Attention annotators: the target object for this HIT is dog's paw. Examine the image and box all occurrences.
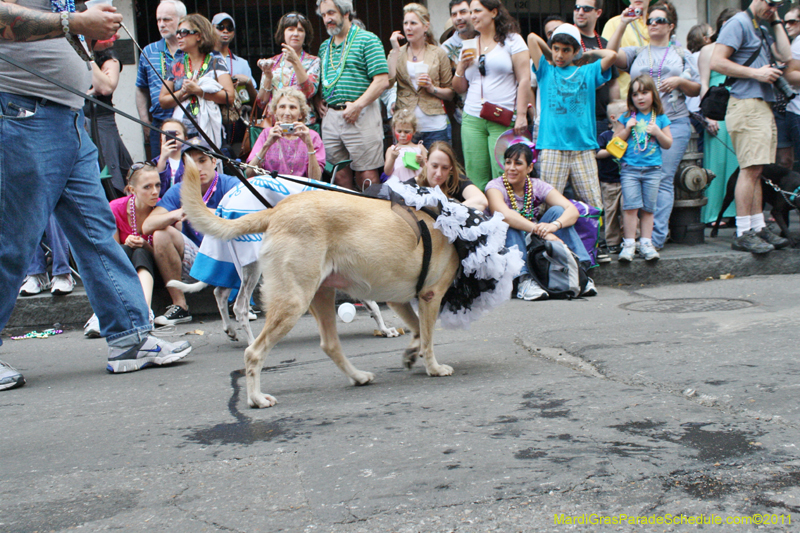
[427,363,454,377]
[403,348,419,369]
[225,326,238,341]
[383,327,401,338]
[248,392,278,408]
[350,371,375,386]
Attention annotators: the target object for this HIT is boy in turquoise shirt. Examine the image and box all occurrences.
[527,24,616,209]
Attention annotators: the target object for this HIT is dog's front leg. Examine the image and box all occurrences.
[361,299,400,337]
[234,262,262,345]
[387,302,421,368]
[417,294,453,377]
[311,288,375,385]
[213,287,237,340]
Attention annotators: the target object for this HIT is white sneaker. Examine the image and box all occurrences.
[582,278,598,297]
[19,273,49,296]
[107,335,192,373]
[84,313,101,338]
[639,242,660,261]
[618,245,636,262]
[51,274,75,295]
[521,277,549,301]
[516,275,532,299]
[248,307,257,321]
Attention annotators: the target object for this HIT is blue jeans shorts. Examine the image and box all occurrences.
[620,164,661,213]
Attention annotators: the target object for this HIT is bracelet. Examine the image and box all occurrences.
[254,154,264,162]
[771,19,783,27]
[453,72,464,78]
[552,220,562,229]
[308,149,317,156]
[60,12,70,35]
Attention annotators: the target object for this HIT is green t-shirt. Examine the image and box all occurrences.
[319,26,388,106]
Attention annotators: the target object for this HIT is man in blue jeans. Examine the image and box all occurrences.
[0,0,191,391]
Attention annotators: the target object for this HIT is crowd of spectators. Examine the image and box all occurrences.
[16,0,800,325]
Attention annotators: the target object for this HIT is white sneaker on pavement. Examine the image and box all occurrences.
[84,313,101,338]
[618,245,636,262]
[106,335,192,373]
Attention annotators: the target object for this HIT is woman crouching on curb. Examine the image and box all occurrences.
[486,143,593,301]
[84,163,160,337]
[414,141,487,210]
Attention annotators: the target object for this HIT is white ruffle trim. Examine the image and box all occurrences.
[386,178,524,329]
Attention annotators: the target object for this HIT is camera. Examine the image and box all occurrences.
[772,64,796,101]
[279,123,296,134]
[634,8,642,16]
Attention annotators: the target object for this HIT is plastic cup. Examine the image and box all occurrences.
[461,39,477,60]
[85,0,113,7]
[337,303,356,323]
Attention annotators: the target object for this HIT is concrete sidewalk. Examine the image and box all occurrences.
[6,224,800,329]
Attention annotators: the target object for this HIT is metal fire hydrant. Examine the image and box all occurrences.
[669,132,716,244]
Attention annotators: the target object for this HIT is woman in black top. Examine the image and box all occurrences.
[415,141,487,210]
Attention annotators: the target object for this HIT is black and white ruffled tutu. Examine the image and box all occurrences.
[384,178,524,329]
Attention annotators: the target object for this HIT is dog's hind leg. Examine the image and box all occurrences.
[417,294,453,377]
[387,302,421,369]
[311,287,375,385]
[232,262,261,345]
[360,299,400,337]
[213,286,237,340]
[711,168,739,238]
[245,287,313,408]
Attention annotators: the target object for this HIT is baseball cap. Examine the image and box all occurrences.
[548,24,583,60]
[211,13,235,29]
[181,136,213,156]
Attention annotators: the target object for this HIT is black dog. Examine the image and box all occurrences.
[711,164,800,243]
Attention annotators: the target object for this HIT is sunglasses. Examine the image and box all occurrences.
[215,23,234,31]
[285,13,307,21]
[176,28,199,37]
[478,54,486,76]
[574,5,596,13]
[786,19,800,25]
[647,17,669,26]
[127,162,155,178]
[765,0,784,6]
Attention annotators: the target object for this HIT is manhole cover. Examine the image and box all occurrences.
[621,298,755,313]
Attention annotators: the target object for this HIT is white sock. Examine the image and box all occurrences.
[750,213,765,232]
[640,237,652,246]
[622,238,636,248]
[736,215,751,237]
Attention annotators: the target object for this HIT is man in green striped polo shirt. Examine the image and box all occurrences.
[317,0,389,190]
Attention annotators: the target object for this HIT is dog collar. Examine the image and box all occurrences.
[791,186,800,203]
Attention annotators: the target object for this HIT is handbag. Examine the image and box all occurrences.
[606,136,628,159]
[214,68,243,126]
[478,36,515,127]
[699,34,764,121]
[239,102,269,160]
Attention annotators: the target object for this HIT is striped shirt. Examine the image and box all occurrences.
[319,26,388,106]
[135,39,175,121]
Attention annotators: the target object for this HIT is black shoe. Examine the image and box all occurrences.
[154,304,192,326]
[596,246,612,263]
[755,227,790,250]
[731,231,774,254]
[608,244,622,254]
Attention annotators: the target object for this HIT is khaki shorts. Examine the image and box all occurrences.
[726,97,777,169]
[322,100,384,171]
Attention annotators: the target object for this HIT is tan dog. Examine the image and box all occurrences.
[180,158,460,408]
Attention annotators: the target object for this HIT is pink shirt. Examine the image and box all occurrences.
[246,129,326,177]
[110,196,154,243]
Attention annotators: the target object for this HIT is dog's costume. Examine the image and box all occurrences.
[384,178,524,329]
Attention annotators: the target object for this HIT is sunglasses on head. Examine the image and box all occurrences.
[285,13,307,21]
[215,23,234,31]
[574,5,596,13]
[765,0,784,6]
[176,28,199,37]
[647,17,669,26]
[128,161,155,175]
[478,54,486,76]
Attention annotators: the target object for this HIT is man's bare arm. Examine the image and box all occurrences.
[0,2,121,43]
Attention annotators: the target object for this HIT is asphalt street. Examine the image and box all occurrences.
[1,274,799,532]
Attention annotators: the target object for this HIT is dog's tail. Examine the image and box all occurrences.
[180,158,271,241]
[166,280,208,293]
